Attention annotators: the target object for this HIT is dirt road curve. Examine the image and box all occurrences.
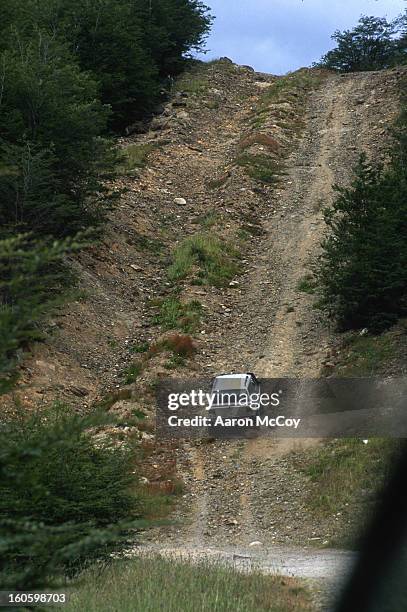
[140,69,401,607]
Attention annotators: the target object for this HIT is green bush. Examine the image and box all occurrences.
[0,406,141,590]
[314,153,407,331]
[154,297,203,332]
[168,233,239,287]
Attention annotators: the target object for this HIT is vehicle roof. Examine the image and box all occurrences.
[215,374,249,379]
[212,374,253,390]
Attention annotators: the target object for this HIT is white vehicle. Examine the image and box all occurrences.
[208,372,261,413]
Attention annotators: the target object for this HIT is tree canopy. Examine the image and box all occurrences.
[317,15,407,72]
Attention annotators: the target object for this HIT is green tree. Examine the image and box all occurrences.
[0,406,141,589]
[0,32,116,237]
[318,15,406,72]
[135,0,213,77]
[0,0,213,128]
[314,153,407,331]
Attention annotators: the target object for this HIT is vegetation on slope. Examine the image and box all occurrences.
[302,438,403,549]
[313,87,407,332]
[0,405,143,589]
[0,0,212,391]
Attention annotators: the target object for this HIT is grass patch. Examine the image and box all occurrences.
[332,333,398,377]
[175,77,208,96]
[119,143,158,173]
[235,153,282,184]
[249,69,327,136]
[303,438,401,546]
[123,361,143,384]
[297,274,316,294]
[173,62,210,97]
[206,99,220,110]
[168,233,239,287]
[258,69,326,110]
[193,210,221,228]
[65,556,313,612]
[164,354,187,369]
[154,297,203,333]
[207,174,229,190]
[96,389,133,411]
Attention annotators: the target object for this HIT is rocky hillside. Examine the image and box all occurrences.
[11,59,322,407]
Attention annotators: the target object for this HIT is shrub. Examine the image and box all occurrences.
[297,275,316,295]
[154,297,203,332]
[168,233,238,287]
[123,361,144,384]
[119,144,158,174]
[314,154,407,331]
[0,406,141,590]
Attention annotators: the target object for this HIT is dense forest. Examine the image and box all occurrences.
[0,0,212,390]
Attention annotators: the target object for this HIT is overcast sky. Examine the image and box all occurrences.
[199,0,406,74]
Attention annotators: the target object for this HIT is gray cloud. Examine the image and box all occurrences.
[199,0,406,73]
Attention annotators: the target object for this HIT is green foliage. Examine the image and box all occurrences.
[303,438,400,547]
[154,297,203,332]
[168,233,239,287]
[0,406,141,590]
[123,361,144,384]
[314,152,407,331]
[130,342,150,354]
[0,235,83,392]
[317,15,407,72]
[0,33,116,238]
[0,0,213,128]
[328,327,402,377]
[297,275,316,295]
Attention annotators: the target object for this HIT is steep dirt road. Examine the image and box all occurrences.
[139,69,402,608]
